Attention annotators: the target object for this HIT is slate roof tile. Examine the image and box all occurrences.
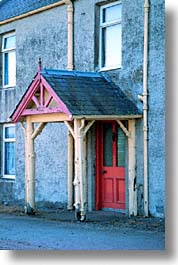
[41,69,142,117]
[0,0,61,22]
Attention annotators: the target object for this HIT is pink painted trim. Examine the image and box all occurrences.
[44,95,53,108]
[40,83,44,106]
[22,107,68,116]
[11,72,72,122]
[12,76,40,122]
[41,76,71,116]
[32,95,40,108]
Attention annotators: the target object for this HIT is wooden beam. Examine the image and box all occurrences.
[83,120,95,136]
[32,95,40,108]
[31,122,47,140]
[83,134,88,211]
[44,95,53,108]
[128,119,137,216]
[117,120,130,137]
[77,119,86,220]
[64,121,75,139]
[72,118,96,220]
[67,131,74,210]
[29,113,72,123]
[73,119,80,211]
[25,116,36,214]
[72,115,142,120]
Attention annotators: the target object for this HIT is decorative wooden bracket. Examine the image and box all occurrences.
[64,121,75,139]
[83,120,95,136]
[31,122,47,140]
[117,120,130,137]
[20,121,47,140]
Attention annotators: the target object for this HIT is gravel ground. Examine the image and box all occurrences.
[0,206,165,250]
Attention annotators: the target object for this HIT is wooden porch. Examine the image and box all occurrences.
[11,66,142,221]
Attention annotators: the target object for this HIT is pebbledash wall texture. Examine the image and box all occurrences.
[0,0,165,217]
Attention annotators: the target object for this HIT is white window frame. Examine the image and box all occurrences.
[99,1,122,71]
[2,124,16,179]
[2,32,16,88]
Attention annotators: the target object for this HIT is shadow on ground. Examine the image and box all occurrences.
[0,204,165,232]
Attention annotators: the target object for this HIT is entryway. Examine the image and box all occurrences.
[11,65,139,219]
[96,121,126,210]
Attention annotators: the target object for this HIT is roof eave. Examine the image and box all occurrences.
[0,0,66,26]
[71,114,142,120]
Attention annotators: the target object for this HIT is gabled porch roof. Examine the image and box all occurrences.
[11,69,142,123]
[10,67,141,219]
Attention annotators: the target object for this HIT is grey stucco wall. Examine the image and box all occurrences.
[0,0,165,217]
[147,0,165,217]
[35,123,68,206]
[74,0,95,71]
[74,0,165,217]
[0,5,69,207]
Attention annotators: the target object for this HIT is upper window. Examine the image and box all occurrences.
[1,32,16,88]
[99,1,122,70]
[2,124,16,179]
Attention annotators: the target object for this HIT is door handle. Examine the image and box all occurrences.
[102,170,107,174]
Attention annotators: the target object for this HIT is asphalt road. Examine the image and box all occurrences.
[0,213,165,250]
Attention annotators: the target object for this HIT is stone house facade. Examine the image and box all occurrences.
[0,0,165,219]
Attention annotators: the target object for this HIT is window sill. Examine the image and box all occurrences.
[0,176,16,181]
[1,86,16,90]
[99,65,122,72]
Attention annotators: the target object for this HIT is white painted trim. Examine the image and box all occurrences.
[99,1,122,70]
[1,32,16,88]
[99,64,122,72]
[100,1,122,14]
[1,32,16,52]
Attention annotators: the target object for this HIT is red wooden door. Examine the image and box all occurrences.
[96,121,126,210]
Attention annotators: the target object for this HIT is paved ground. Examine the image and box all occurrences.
[0,206,165,250]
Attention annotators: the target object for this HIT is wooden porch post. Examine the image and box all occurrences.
[73,119,81,213]
[128,119,137,216]
[73,119,95,221]
[83,135,88,211]
[78,120,86,221]
[25,116,35,214]
[22,119,46,214]
[67,131,74,210]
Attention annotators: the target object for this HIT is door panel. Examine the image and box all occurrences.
[103,178,114,203]
[96,121,126,210]
[117,126,126,167]
[116,179,125,203]
[103,123,113,166]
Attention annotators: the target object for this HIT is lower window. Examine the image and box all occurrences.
[2,124,16,179]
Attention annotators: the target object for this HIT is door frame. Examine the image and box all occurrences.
[95,120,126,210]
[95,119,137,216]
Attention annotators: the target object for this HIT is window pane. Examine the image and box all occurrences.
[8,51,16,86]
[103,24,122,67]
[4,53,9,85]
[4,142,15,175]
[4,51,16,86]
[4,35,16,50]
[101,29,106,68]
[103,4,122,23]
[117,127,126,167]
[103,123,113,166]
[5,126,15,139]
